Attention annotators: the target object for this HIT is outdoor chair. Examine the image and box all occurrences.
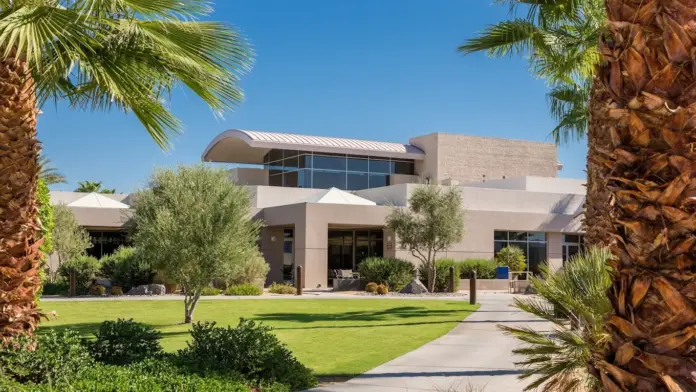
[336,269,360,279]
[509,271,532,293]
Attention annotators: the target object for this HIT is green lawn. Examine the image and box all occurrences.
[39,298,477,377]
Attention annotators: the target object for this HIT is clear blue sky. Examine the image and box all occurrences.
[40,0,587,193]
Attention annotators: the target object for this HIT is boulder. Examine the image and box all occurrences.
[400,279,428,294]
[147,284,166,295]
[126,285,149,295]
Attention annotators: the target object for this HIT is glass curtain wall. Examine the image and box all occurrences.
[493,231,547,276]
[87,230,130,259]
[327,229,384,283]
[562,234,585,265]
[263,149,415,190]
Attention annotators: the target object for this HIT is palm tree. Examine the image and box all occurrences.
[590,2,696,390]
[37,154,66,185]
[459,0,614,247]
[501,247,612,391]
[0,0,253,340]
[75,181,115,194]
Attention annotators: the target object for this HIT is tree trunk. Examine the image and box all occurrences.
[427,261,436,292]
[184,292,200,324]
[584,76,615,248]
[591,1,696,389]
[0,55,42,342]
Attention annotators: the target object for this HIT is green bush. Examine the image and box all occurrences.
[225,284,263,296]
[0,330,92,385]
[357,257,414,292]
[89,284,106,296]
[458,259,496,279]
[418,259,461,292]
[111,286,124,296]
[200,287,222,296]
[58,255,101,289]
[41,281,69,296]
[365,282,378,293]
[101,247,156,291]
[268,282,296,295]
[178,320,316,391]
[376,284,388,295]
[87,319,163,365]
[228,256,270,287]
[495,245,527,272]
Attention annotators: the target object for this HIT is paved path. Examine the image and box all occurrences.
[311,293,550,392]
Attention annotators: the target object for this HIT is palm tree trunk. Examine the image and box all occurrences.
[584,76,614,248]
[592,1,696,389]
[0,54,42,341]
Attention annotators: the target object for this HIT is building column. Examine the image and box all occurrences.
[294,217,328,289]
[547,232,563,271]
[260,226,285,286]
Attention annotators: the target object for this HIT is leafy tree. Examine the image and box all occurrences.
[386,186,465,292]
[495,246,526,272]
[58,255,101,290]
[52,205,92,275]
[38,154,66,185]
[37,179,54,255]
[0,0,253,340]
[132,165,261,323]
[501,247,611,391]
[74,181,116,194]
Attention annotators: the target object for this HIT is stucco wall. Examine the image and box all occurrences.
[409,133,558,184]
[230,167,268,186]
[260,227,285,285]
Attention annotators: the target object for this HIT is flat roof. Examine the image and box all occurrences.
[202,129,425,164]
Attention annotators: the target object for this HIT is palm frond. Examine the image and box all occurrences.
[38,154,66,185]
[458,19,542,57]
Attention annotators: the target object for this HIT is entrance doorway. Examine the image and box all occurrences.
[327,229,383,285]
[283,229,294,283]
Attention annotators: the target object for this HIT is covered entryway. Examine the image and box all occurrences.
[327,229,384,285]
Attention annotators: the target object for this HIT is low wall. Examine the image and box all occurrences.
[459,279,531,292]
[332,278,366,291]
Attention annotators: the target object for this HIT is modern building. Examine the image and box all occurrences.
[49,130,585,288]
[201,130,585,288]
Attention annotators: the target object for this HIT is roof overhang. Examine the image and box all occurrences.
[202,129,425,164]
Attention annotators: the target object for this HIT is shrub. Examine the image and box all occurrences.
[225,284,263,296]
[200,287,221,296]
[357,257,414,292]
[365,282,378,293]
[166,283,180,294]
[0,330,92,385]
[111,286,124,296]
[268,282,296,295]
[58,255,101,290]
[87,319,163,365]
[101,247,155,291]
[376,284,388,295]
[89,284,106,296]
[42,281,69,296]
[418,259,460,292]
[178,319,317,391]
[459,259,496,279]
[228,256,270,287]
[495,246,527,272]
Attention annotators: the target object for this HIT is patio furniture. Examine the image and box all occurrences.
[336,269,360,279]
[509,271,532,293]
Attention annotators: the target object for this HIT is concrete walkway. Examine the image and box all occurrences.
[311,293,550,392]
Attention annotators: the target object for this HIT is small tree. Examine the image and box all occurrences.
[132,165,261,323]
[386,186,465,292]
[495,246,526,272]
[52,204,92,277]
[37,179,54,256]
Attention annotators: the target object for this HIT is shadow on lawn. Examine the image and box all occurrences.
[254,306,462,324]
[38,322,176,337]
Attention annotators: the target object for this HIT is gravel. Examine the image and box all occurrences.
[357,292,467,297]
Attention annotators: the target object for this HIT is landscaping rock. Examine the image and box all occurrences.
[126,285,149,295]
[400,279,429,294]
[147,284,166,295]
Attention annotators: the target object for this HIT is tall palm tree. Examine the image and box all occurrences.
[590,1,696,390]
[74,180,115,194]
[37,154,66,185]
[0,0,253,341]
[459,0,614,247]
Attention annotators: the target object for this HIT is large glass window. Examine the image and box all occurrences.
[264,149,414,190]
[493,231,547,276]
[562,234,585,265]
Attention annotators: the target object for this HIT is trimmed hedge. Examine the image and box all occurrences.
[418,259,461,292]
[268,283,296,295]
[357,257,414,292]
[458,259,497,279]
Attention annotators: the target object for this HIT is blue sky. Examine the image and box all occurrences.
[40,0,587,193]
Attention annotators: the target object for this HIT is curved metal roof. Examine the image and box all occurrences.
[202,129,425,164]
